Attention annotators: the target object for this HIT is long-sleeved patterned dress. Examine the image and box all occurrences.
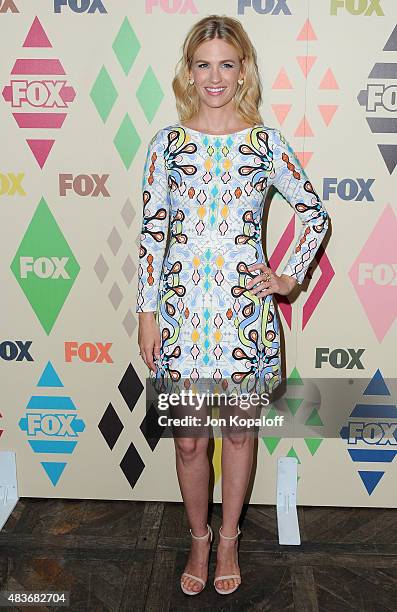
[135,123,329,397]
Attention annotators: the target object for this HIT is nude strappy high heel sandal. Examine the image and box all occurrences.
[214,525,242,595]
[180,523,213,595]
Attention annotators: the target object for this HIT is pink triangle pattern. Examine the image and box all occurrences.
[318,105,338,126]
[295,150,313,169]
[23,16,52,48]
[319,68,339,90]
[297,56,317,77]
[271,104,291,125]
[27,139,55,169]
[297,19,317,41]
[272,68,293,90]
[294,116,314,138]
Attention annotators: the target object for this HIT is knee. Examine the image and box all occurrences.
[223,431,251,450]
[175,438,207,464]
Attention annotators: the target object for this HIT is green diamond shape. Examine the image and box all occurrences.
[113,17,140,76]
[90,66,118,123]
[114,114,141,169]
[136,66,164,123]
[10,197,80,335]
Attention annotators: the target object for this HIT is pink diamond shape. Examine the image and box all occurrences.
[349,204,397,342]
[2,17,76,169]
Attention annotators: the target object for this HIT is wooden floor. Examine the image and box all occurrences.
[0,499,396,611]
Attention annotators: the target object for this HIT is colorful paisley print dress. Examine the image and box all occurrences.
[135,124,329,397]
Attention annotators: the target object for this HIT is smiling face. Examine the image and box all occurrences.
[189,37,244,110]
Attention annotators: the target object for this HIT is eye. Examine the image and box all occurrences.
[196,63,235,69]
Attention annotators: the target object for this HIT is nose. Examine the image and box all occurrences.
[209,67,222,83]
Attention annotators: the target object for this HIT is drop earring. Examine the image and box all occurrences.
[238,79,244,85]
[189,78,194,85]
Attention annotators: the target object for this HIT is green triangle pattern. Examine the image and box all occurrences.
[266,405,278,420]
[287,446,301,464]
[262,437,281,455]
[304,438,323,456]
[287,367,303,385]
[286,397,303,416]
[305,408,324,426]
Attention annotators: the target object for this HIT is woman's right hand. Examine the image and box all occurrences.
[138,312,161,373]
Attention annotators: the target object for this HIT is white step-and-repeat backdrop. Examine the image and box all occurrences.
[0,0,396,506]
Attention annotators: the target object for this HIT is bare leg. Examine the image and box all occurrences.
[215,399,257,592]
[174,436,211,593]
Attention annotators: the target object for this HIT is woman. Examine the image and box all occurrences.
[136,14,330,596]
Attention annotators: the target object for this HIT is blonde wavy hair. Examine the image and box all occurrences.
[172,14,263,126]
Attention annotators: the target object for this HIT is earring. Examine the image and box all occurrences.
[238,79,244,85]
[189,78,194,85]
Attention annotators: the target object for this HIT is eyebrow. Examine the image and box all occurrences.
[194,59,236,63]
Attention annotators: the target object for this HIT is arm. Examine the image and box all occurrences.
[270,128,330,286]
[135,128,170,313]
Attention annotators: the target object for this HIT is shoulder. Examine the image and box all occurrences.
[252,124,281,144]
[256,124,281,137]
[146,124,179,147]
[254,126,295,154]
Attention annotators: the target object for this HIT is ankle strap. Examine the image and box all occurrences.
[219,525,241,540]
[189,523,211,540]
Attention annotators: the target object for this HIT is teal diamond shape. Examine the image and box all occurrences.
[112,17,140,75]
[114,114,141,169]
[90,66,118,123]
[136,66,164,123]
[10,197,80,335]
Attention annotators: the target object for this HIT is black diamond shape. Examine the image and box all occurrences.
[98,402,124,450]
[120,442,145,489]
[118,363,144,412]
[140,400,165,451]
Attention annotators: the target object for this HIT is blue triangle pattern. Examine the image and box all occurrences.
[363,369,390,396]
[37,361,64,387]
[41,462,67,486]
[358,470,385,495]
